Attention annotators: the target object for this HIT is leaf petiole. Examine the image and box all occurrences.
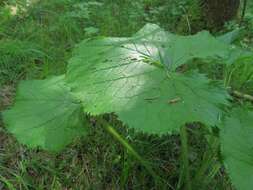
[98,117,159,182]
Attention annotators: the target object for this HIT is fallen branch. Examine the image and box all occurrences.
[231,90,253,102]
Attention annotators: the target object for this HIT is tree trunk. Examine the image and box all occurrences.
[202,0,240,29]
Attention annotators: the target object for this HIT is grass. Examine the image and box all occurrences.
[0,0,253,189]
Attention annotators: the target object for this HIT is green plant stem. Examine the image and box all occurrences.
[0,175,15,190]
[205,162,221,182]
[99,118,158,181]
[180,5,192,34]
[193,150,213,183]
[240,0,248,26]
[180,126,192,190]
[194,134,216,179]
[193,134,219,188]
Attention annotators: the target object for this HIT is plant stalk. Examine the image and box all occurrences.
[193,134,219,187]
[240,0,248,26]
[99,118,158,181]
[180,126,192,190]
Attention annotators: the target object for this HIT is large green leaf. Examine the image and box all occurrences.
[135,24,230,70]
[2,76,87,152]
[164,31,230,70]
[67,24,230,134]
[69,24,230,71]
[217,28,242,44]
[220,108,253,190]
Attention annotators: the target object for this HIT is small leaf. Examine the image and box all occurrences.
[220,108,253,190]
[84,27,99,35]
[2,76,87,152]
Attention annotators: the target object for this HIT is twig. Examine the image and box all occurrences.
[231,90,253,102]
